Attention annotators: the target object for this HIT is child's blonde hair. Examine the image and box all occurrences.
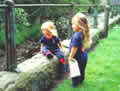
[72,12,92,49]
[41,21,58,37]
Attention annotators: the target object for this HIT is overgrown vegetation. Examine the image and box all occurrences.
[54,26,120,91]
[0,0,101,48]
[0,27,5,48]
[15,24,41,45]
[0,8,41,48]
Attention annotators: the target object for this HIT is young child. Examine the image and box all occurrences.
[39,21,68,73]
[68,13,91,87]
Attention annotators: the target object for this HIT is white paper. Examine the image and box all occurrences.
[69,59,81,78]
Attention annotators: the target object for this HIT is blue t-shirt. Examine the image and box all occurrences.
[39,36,60,51]
[69,32,88,61]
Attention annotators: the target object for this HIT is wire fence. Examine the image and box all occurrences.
[0,1,120,71]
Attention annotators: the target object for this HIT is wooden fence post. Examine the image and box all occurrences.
[101,2,110,38]
[93,7,98,28]
[4,0,16,71]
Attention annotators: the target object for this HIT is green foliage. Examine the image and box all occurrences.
[63,0,91,4]
[0,28,5,48]
[56,17,72,40]
[0,9,4,23]
[28,24,42,40]
[0,8,32,48]
[0,0,102,48]
[13,0,101,26]
[15,24,41,45]
[63,0,101,13]
[15,8,30,26]
[54,26,120,91]
[0,24,41,48]
[15,24,27,44]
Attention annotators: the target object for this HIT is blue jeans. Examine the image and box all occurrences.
[41,47,69,73]
[41,47,64,59]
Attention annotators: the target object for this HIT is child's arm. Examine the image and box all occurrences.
[38,36,44,51]
[40,43,44,51]
[58,41,65,52]
[58,41,62,48]
[68,46,78,61]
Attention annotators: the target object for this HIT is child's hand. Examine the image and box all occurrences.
[58,43,65,52]
[68,57,74,62]
[61,47,65,53]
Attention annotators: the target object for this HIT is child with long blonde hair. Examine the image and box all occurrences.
[68,13,91,87]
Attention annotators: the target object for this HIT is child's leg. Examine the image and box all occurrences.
[78,52,88,83]
[53,49,65,63]
[53,49,69,73]
[41,47,53,59]
[72,52,88,86]
[78,60,87,83]
[72,60,87,87]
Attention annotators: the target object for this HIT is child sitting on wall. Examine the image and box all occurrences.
[39,21,68,73]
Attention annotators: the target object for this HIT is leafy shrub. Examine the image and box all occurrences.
[0,28,5,48]
[16,24,42,45]
[15,8,30,26]
[56,17,73,40]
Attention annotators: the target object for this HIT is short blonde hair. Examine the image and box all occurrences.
[41,21,58,37]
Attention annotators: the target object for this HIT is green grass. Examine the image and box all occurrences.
[54,27,120,91]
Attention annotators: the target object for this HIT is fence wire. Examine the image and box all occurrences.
[0,2,120,71]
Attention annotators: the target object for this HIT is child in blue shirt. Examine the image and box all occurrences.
[39,21,68,73]
[68,13,91,87]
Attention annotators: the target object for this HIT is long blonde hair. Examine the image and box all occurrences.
[72,13,91,49]
[41,21,58,37]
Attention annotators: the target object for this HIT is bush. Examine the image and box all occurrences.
[16,24,42,45]
[0,28,5,48]
[28,24,42,41]
[15,8,30,26]
[56,17,73,40]
[0,24,42,48]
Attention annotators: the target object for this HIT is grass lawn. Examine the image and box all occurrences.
[54,27,120,91]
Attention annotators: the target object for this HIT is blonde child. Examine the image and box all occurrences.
[68,13,91,87]
[39,21,68,73]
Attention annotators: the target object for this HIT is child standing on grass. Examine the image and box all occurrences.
[68,13,91,87]
[39,21,68,73]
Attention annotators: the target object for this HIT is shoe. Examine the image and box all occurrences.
[71,83,79,88]
[47,54,53,59]
[71,77,80,88]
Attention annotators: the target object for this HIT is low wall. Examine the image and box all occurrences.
[0,54,60,91]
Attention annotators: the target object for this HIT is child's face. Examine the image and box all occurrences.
[72,16,81,32]
[43,29,53,39]
[72,23,80,32]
